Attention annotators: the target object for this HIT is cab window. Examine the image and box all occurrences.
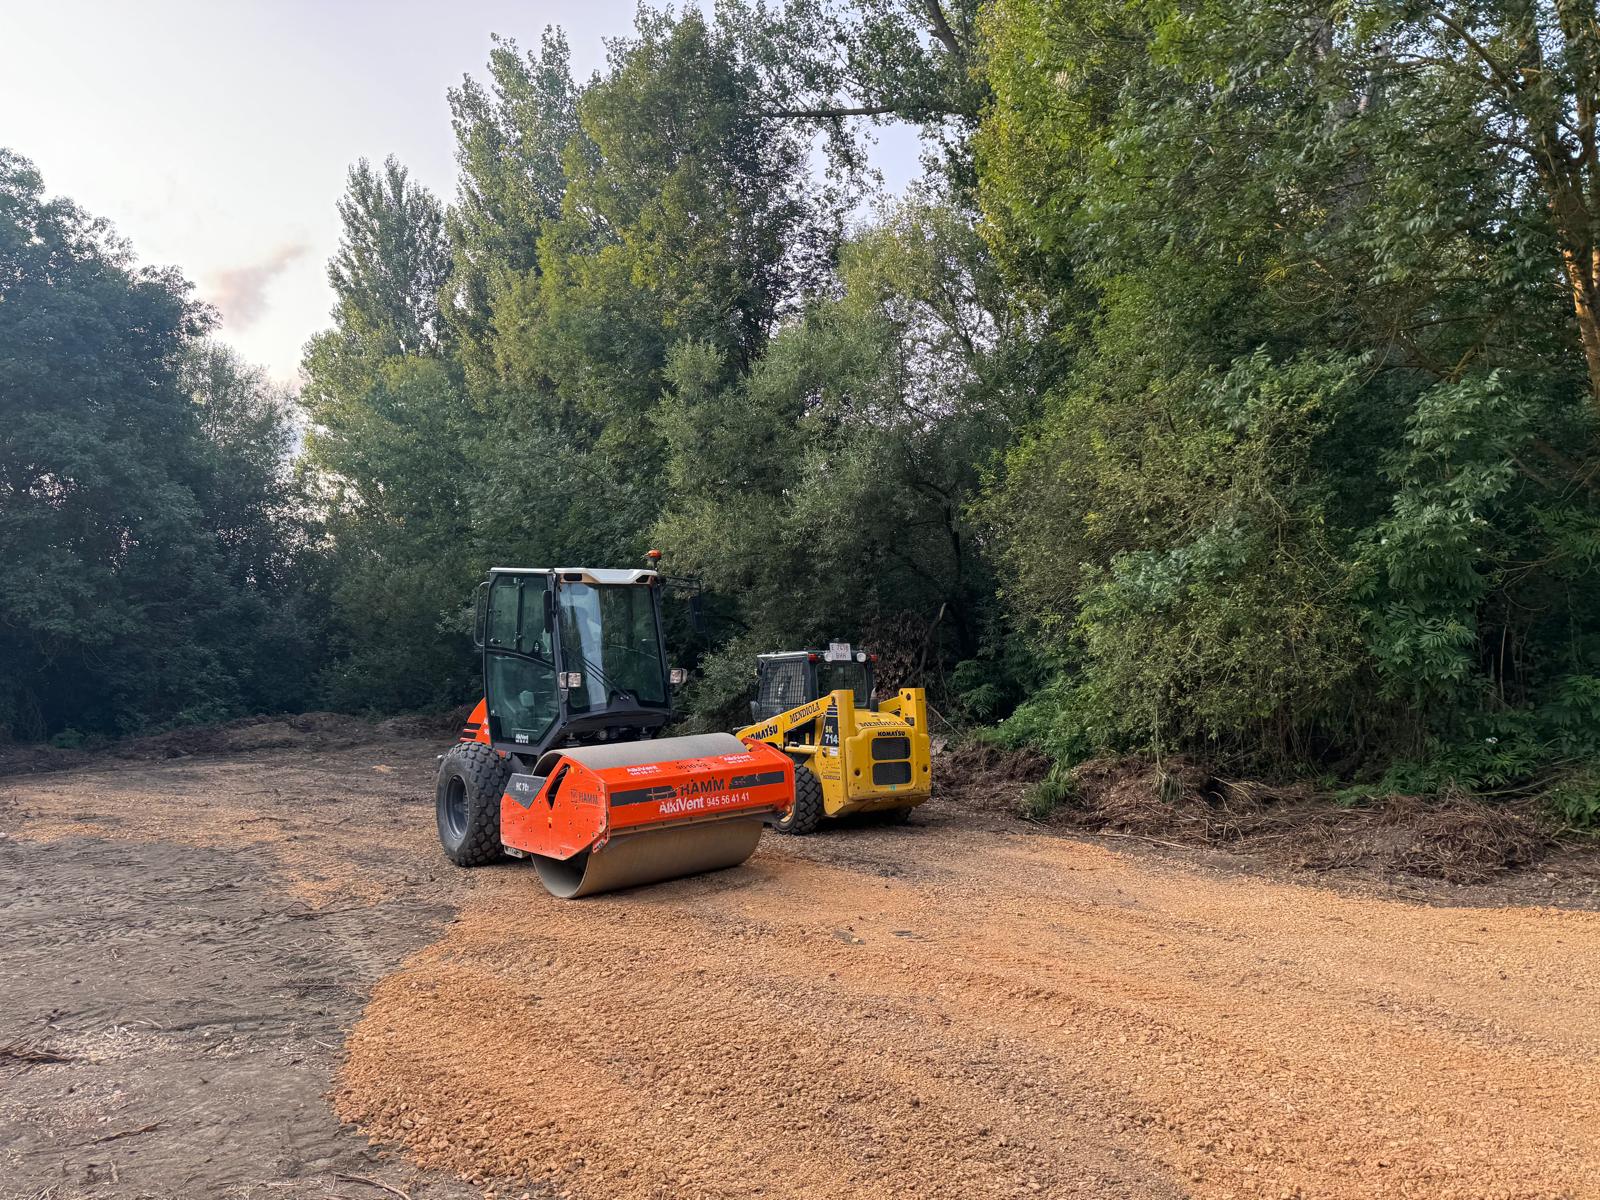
[557,582,666,711]
[815,661,871,707]
[758,660,808,712]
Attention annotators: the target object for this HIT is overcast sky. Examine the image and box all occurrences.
[1,0,920,382]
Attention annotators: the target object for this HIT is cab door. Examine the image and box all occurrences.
[752,657,808,721]
[483,573,560,750]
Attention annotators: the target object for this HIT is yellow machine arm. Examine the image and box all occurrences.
[738,693,835,754]
[877,687,930,731]
[737,687,932,824]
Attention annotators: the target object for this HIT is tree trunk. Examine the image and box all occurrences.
[1560,242,1600,417]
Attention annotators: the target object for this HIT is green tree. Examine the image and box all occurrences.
[446,29,584,378]
[0,151,319,739]
[307,355,480,711]
[180,342,327,716]
[300,157,474,711]
[461,5,836,595]
[520,9,828,427]
[977,0,1600,776]
[656,198,1042,723]
[723,0,988,185]
[319,156,450,366]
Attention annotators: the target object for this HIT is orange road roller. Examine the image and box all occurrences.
[434,562,792,897]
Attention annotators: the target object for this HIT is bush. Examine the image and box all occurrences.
[670,633,768,733]
[1548,771,1600,833]
[1020,765,1077,821]
[980,674,1106,766]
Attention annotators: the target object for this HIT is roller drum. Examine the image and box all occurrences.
[533,818,765,899]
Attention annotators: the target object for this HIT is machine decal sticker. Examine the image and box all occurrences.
[610,769,786,808]
[506,774,544,809]
[657,791,751,815]
[609,784,679,807]
[727,770,787,790]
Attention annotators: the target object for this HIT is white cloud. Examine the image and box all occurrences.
[206,242,311,330]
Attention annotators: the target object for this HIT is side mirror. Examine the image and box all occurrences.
[472,581,488,649]
[543,587,555,633]
[669,667,689,687]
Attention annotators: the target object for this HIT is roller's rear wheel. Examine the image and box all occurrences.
[435,742,510,866]
[773,759,824,835]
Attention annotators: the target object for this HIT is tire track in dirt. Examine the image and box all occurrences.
[336,821,1600,1200]
[6,753,435,908]
[0,741,483,1199]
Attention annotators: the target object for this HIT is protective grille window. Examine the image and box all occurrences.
[872,736,910,761]
[872,761,913,786]
[758,660,808,710]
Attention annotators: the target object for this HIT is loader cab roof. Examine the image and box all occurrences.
[490,566,660,586]
[758,650,876,668]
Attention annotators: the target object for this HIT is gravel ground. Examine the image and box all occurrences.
[3,733,1598,1199]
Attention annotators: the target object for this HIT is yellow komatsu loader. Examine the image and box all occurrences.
[736,644,932,834]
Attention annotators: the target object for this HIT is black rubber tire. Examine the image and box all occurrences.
[773,759,824,835]
[883,805,915,825]
[435,742,511,866]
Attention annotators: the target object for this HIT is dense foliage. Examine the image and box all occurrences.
[0,150,322,740]
[4,1,1596,817]
[979,0,1600,811]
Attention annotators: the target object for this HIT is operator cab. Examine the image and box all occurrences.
[477,567,682,760]
[751,646,876,722]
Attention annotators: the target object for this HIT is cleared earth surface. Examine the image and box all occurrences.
[3,725,1598,1199]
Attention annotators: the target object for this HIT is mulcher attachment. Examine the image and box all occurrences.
[498,733,793,898]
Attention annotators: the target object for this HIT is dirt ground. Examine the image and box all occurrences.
[3,727,1599,1199]
[0,732,479,1200]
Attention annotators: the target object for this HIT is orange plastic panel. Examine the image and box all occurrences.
[460,698,491,745]
[499,738,793,861]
